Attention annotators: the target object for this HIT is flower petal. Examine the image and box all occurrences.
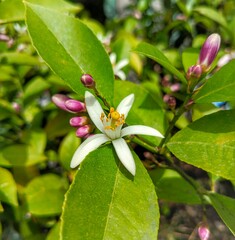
[112,138,136,176]
[85,91,105,133]
[70,134,109,168]
[121,125,164,138]
[116,94,134,118]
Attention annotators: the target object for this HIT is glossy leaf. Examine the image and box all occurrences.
[25,174,68,216]
[207,193,235,236]
[0,167,18,206]
[46,222,61,240]
[167,110,235,180]
[194,60,235,103]
[149,168,201,204]
[114,81,167,145]
[134,42,187,83]
[25,3,114,102]
[61,146,159,239]
[0,202,3,212]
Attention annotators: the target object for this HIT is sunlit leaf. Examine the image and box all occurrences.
[25,2,114,102]
[61,146,159,239]
[0,167,18,206]
[167,110,235,180]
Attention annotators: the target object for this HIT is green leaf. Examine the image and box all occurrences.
[0,202,3,212]
[206,193,235,236]
[167,110,235,180]
[25,174,68,216]
[0,0,82,24]
[25,3,114,102]
[194,60,235,103]
[134,42,187,83]
[0,130,47,167]
[59,132,81,170]
[0,52,41,65]
[0,167,18,206]
[0,0,25,24]
[61,146,159,239]
[46,222,61,240]
[23,77,50,104]
[114,81,167,145]
[194,6,228,30]
[149,168,201,204]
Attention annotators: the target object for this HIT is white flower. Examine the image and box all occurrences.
[70,91,164,175]
[110,52,129,80]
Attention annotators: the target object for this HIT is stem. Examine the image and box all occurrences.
[159,93,193,148]
[93,87,111,109]
[131,136,159,153]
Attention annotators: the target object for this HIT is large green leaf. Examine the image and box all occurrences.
[206,193,235,236]
[149,168,201,204]
[167,110,235,180]
[25,174,68,216]
[114,81,167,146]
[134,42,187,83]
[194,60,235,103]
[25,2,114,102]
[0,167,18,206]
[61,146,159,240]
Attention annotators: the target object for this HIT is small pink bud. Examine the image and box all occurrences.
[198,33,221,71]
[52,94,71,111]
[163,95,176,110]
[170,83,181,92]
[198,224,210,240]
[65,99,86,112]
[76,125,93,138]
[70,116,89,127]
[81,74,95,88]
[12,102,21,113]
[186,64,202,80]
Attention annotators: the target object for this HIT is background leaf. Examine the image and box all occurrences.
[25,174,68,216]
[0,167,18,206]
[149,168,201,204]
[194,60,235,103]
[206,193,235,236]
[61,146,159,240]
[167,110,235,180]
[25,2,114,102]
[134,42,187,83]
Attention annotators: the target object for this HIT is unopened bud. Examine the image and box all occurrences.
[70,116,89,127]
[81,74,95,88]
[163,95,176,110]
[65,99,86,112]
[76,125,93,138]
[198,223,210,240]
[186,65,202,80]
[52,94,71,111]
[198,33,221,71]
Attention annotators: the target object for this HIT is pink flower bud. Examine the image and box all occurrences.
[198,33,221,70]
[186,65,202,80]
[76,125,93,138]
[81,74,95,88]
[163,95,176,110]
[65,99,86,112]
[70,116,89,127]
[198,224,210,240]
[52,94,71,111]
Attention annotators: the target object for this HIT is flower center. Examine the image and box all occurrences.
[100,107,125,131]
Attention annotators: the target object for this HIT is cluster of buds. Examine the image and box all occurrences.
[52,74,96,138]
[186,33,221,91]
